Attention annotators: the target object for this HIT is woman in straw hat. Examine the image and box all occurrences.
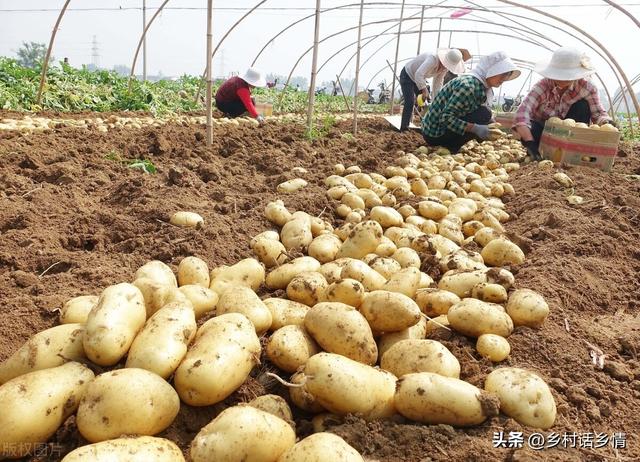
[215,68,267,124]
[514,47,615,160]
[398,48,471,132]
[421,51,520,153]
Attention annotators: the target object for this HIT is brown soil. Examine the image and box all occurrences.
[1,116,639,462]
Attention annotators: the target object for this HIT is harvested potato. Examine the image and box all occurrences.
[369,256,402,279]
[278,178,308,193]
[304,302,377,365]
[418,201,448,220]
[278,432,364,462]
[76,368,180,442]
[360,291,421,333]
[370,206,404,228]
[300,353,396,420]
[341,192,366,210]
[170,211,204,228]
[134,277,189,317]
[553,172,574,188]
[263,298,309,331]
[308,234,342,263]
[210,258,265,295]
[178,256,210,287]
[266,325,320,373]
[252,237,288,268]
[474,226,502,247]
[481,237,525,266]
[83,283,146,366]
[395,372,497,426]
[382,266,421,298]
[61,436,185,462]
[324,278,365,307]
[248,395,294,427]
[178,284,218,319]
[340,259,386,291]
[175,313,260,406]
[424,315,451,337]
[447,298,513,338]
[265,200,292,226]
[336,221,383,260]
[217,286,272,333]
[60,295,98,324]
[438,269,488,298]
[471,283,508,303]
[0,323,85,385]
[484,367,556,429]
[289,371,325,413]
[0,362,94,459]
[266,256,321,289]
[381,339,460,378]
[281,213,313,251]
[377,317,427,358]
[506,289,549,328]
[287,272,328,306]
[476,334,511,362]
[250,230,280,247]
[190,406,296,462]
[125,302,196,378]
[135,260,177,287]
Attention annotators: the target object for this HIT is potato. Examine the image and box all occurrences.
[266,256,321,289]
[252,238,288,268]
[484,368,556,429]
[125,302,196,378]
[385,226,423,248]
[76,368,179,442]
[281,213,313,251]
[356,188,383,208]
[277,178,308,193]
[0,324,85,385]
[308,233,342,263]
[381,339,460,379]
[324,278,365,307]
[134,277,189,317]
[278,433,364,462]
[369,256,402,279]
[83,283,146,366]
[336,220,383,260]
[438,216,464,245]
[250,230,280,247]
[370,206,403,228]
[60,295,98,324]
[418,200,448,220]
[61,436,185,462]
[439,251,485,273]
[261,298,307,331]
[377,317,427,358]
[289,371,325,413]
[327,185,349,200]
[448,198,478,221]
[481,237,525,266]
[340,259,386,291]
[178,256,210,287]
[170,211,204,229]
[336,204,352,218]
[175,313,260,406]
[471,282,508,303]
[476,334,511,362]
[178,284,218,319]
[405,215,438,234]
[286,272,328,307]
[265,200,292,226]
[391,247,421,269]
[341,192,366,210]
[506,289,549,327]
[217,286,272,333]
[474,226,502,247]
[300,353,396,420]
[447,298,513,338]
[360,291,421,333]
[395,372,497,426]
[190,406,296,462]
[424,315,451,336]
[210,258,265,295]
[437,269,487,298]
[334,163,346,175]
[304,302,377,364]
[266,325,320,373]
[135,260,177,287]
[248,395,294,426]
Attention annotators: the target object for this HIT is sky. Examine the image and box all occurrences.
[1,0,639,103]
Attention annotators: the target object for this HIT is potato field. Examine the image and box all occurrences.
[1,111,639,462]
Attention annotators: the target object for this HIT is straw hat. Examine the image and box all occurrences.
[534,47,595,81]
[240,68,267,88]
[437,48,466,74]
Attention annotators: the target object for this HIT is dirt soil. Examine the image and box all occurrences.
[1,116,639,462]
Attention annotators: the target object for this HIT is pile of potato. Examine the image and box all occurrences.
[0,135,557,461]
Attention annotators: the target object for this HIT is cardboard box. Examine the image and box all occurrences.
[255,102,273,117]
[538,121,620,172]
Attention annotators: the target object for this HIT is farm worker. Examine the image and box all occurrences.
[215,68,267,124]
[399,48,471,132]
[514,47,615,160]
[421,51,520,153]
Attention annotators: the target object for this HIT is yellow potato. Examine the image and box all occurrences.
[340,259,386,291]
[0,323,85,385]
[265,200,292,226]
[60,295,98,324]
[368,256,402,279]
[61,437,185,462]
[418,200,448,220]
[447,298,513,338]
[476,334,511,362]
[437,269,488,298]
[210,258,265,295]
[474,226,502,247]
[370,206,404,228]
[481,237,525,266]
[252,238,288,268]
[178,284,218,319]
[266,256,321,289]
[263,297,309,330]
[170,211,204,229]
[217,286,272,333]
[484,367,556,429]
[308,233,342,263]
[190,406,296,462]
[336,220,384,260]
[178,256,210,287]
[266,325,320,373]
[281,212,313,251]
[277,178,308,193]
[287,272,328,306]
[278,432,364,462]
[289,371,325,413]
[377,317,427,358]
[134,260,177,287]
[506,289,549,327]
[248,394,294,426]
[381,339,460,378]
[390,247,421,269]
[448,198,478,221]
[360,291,421,333]
[471,282,508,303]
[134,277,189,317]
[304,302,377,365]
[341,192,366,210]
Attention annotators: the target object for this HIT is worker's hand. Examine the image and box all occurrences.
[522,140,542,161]
[469,123,490,140]
[256,115,265,126]
[421,88,429,100]
[601,118,617,128]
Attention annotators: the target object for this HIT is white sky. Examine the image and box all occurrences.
[1,0,639,99]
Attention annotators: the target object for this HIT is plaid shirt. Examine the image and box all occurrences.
[514,78,610,127]
[422,75,487,137]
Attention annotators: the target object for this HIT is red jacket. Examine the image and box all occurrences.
[215,76,258,117]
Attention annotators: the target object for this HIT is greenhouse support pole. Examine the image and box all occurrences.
[417,5,425,54]
[353,0,365,134]
[206,0,213,146]
[389,0,405,114]
[336,76,352,111]
[436,18,442,48]
[307,0,322,136]
[143,0,147,81]
[37,0,71,106]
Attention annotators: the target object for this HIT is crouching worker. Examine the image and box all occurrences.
[215,68,267,124]
[513,47,615,160]
[421,51,520,153]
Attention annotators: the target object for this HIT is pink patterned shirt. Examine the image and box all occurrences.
[514,78,611,127]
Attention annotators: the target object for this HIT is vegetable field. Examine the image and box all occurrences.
[1,111,639,461]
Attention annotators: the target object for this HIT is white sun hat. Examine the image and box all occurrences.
[437,48,467,74]
[485,54,521,81]
[240,68,267,88]
[535,47,595,81]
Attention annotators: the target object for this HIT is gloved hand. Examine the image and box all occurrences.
[256,115,265,125]
[469,123,490,139]
[603,118,618,128]
[522,140,541,161]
